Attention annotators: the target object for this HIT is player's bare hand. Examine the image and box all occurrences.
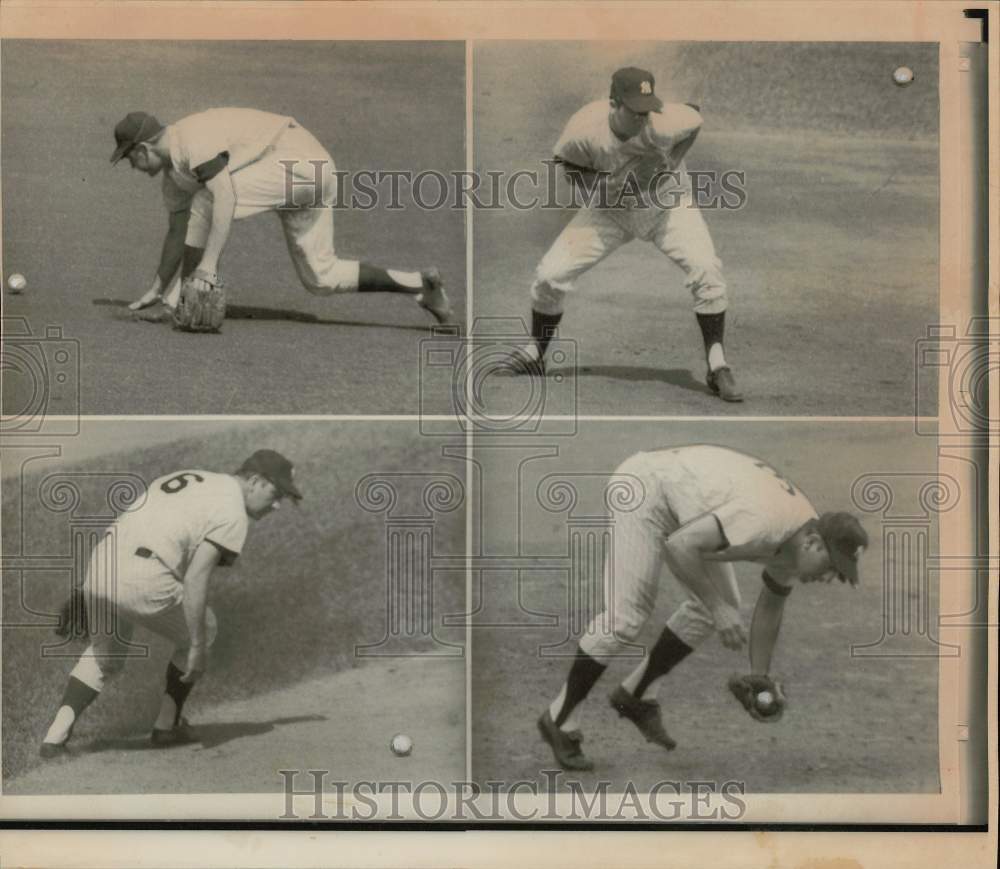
[181,645,207,684]
[128,288,163,312]
[713,603,747,650]
[186,275,211,295]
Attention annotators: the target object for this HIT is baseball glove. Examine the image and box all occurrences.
[727,673,787,723]
[54,588,89,640]
[172,269,226,333]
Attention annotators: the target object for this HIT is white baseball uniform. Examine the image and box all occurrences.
[160,108,360,293]
[531,101,727,317]
[580,446,818,660]
[70,470,249,692]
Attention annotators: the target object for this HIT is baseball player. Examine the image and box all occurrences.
[112,109,453,324]
[538,444,869,770]
[511,67,741,401]
[39,449,301,757]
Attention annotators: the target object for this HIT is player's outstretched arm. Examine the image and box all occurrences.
[129,210,190,311]
[197,169,237,278]
[748,578,790,675]
[180,540,222,684]
[667,127,701,169]
[157,210,190,287]
[664,514,747,649]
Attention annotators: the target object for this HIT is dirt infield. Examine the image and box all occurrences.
[471,43,938,416]
[469,421,940,793]
[1,41,466,415]
[5,656,464,797]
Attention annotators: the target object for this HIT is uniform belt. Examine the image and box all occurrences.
[135,547,154,559]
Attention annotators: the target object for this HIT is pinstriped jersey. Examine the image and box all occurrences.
[114,470,249,579]
[160,108,294,212]
[554,100,703,202]
[640,445,818,563]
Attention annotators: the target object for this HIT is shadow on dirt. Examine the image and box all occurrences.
[93,299,437,333]
[80,714,328,753]
[556,365,707,394]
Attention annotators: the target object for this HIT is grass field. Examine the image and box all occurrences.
[470,421,941,793]
[472,42,939,416]
[2,420,466,787]
[1,41,466,415]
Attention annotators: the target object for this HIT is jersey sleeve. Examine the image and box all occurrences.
[553,110,597,169]
[193,151,230,183]
[649,103,703,146]
[204,508,249,565]
[711,499,772,553]
[183,130,232,180]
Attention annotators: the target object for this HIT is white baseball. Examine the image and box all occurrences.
[390,733,413,757]
[893,66,914,87]
[7,273,27,294]
[756,690,775,710]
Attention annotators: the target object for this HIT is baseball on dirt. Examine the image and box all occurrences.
[756,690,776,712]
[390,733,413,757]
[7,273,27,294]
[892,66,914,87]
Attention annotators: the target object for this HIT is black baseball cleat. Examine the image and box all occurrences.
[503,346,546,377]
[707,366,744,402]
[150,716,199,748]
[609,685,677,751]
[39,741,70,759]
[416,267,455,326]
[537,709,594,771]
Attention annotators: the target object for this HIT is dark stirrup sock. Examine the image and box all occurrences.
[632,627,694,699]
[531,309,564,358]
[554,648,607,727]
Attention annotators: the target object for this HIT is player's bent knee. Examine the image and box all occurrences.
[579,611,642,659]
[693,297,728,315]
[666,601,717,648]
[73,649,124,689]
[530,280,567,316]
[578,631,619,662]
[690,277,728,315]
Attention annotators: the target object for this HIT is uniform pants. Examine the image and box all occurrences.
[69,534,217,693]
[530,196,728,317]
[185,121,360,294]
[578,453,740,661]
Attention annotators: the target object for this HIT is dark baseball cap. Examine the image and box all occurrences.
[816,512,868,586]
[110,111,164,164]
[610,67,663,114]
[239,449,303,501]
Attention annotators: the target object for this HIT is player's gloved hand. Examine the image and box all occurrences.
[54,587,89,639]
[181,644,208,684]
[712,601,747,650]
[728,673,788,722]
[172,269,226,333]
